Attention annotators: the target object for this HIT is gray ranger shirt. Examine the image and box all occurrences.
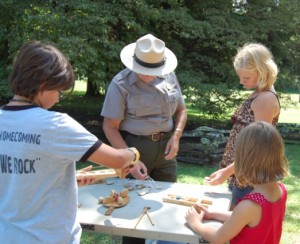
[101,68,185,135]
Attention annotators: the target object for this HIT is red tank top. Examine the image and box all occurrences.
[230,183,287,244]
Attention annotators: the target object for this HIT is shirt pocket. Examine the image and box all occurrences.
[127,94,162,117]
[164,89,181,116]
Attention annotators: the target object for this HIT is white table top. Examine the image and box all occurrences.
[78,178,231,244]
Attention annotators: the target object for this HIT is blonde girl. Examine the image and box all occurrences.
[206,43,281,207]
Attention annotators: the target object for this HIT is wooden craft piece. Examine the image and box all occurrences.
[76,166,136,181]
[163,194,213,207]
[193,204,201,214]
[114,169,126,179]
[76,168,118,181]
[100,189,130,216]
[104,196,129,216]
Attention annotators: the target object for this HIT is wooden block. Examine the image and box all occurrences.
[167,194,198,203]
[115,168,126,179]
[163,197,197,207]
[163,194,213,207]
[76,169,118,181]
[194,204,201,214]
[201,199,213,205]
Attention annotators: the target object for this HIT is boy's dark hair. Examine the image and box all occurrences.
[8,40,75,100]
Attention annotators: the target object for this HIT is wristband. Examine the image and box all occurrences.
[175,128,182,132]
[126,147,140,164]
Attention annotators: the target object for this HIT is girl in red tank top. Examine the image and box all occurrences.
[185,121,289,244]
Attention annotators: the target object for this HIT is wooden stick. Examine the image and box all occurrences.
[145,210,154,226]
[133,207,154,229]
[133,208,147,230]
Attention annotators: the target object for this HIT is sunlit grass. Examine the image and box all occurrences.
[281,144,300,244]
[279,94,300,123]
[53,80,103,115]
[74,79,88,95]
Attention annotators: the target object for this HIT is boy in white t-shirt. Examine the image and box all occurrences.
[0,40,143,244]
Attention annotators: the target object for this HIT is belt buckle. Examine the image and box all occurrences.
[151,132,163,142]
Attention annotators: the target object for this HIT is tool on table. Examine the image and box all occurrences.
[133,207,154,229]
[133,176,163,196]
[146,175,163,189]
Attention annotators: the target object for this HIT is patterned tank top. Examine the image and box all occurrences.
[220,91,280,188]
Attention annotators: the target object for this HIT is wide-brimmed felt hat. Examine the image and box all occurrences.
[120,34,177,76]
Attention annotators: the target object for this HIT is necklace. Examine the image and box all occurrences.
[9,98,33,104]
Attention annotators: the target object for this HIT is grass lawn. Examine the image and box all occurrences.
[70,80,299,243]
[280,144,300,244]
[279,93,300,124]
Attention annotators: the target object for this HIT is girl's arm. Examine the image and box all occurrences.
[186,200,261,243]
[205,163,235,186]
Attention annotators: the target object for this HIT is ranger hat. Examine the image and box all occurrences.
[120,34,177,76]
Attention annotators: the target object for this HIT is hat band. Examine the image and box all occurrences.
[133,54,165,68]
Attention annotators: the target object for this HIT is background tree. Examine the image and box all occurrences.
[0,0,299,119]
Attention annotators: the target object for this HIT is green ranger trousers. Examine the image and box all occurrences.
[122,131,177,183]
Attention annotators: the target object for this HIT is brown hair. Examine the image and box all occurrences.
[234,121,288,186]
[233,43,278,91]
[8,40,75,100]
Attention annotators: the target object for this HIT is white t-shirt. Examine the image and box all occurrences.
[0,105,101,244]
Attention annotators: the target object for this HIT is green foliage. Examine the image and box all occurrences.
[177,70,245,120]
[0,80,11,104]
[52,94,103,116]
[0,0,299,116]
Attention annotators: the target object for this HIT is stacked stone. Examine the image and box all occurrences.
[178,126,230,165]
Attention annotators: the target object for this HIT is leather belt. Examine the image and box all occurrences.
[121,131,172,142]
[150,132,166,142]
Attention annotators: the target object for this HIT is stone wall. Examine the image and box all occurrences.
[178,123,300,166]
[75,117,299,166]
[277,123,300,141]
[177,126,229,166]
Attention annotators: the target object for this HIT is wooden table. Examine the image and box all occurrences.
[77,178,231,244]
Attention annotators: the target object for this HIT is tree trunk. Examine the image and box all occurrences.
[85,77,100,97]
